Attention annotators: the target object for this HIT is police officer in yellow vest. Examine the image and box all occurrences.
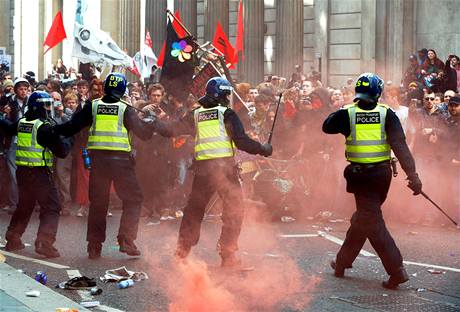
[54,73,156,259]
[155,77,272,267]
[323,73,423,289]
[0,91,73,258]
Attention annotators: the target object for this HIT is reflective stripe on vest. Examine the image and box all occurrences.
[194,105,235,160]
[87,100,131,152]
[345,103,391,163]
[16,118,53,167]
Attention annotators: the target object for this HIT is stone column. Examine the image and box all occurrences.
[174,0,197,35]
[314,0,328,85]
[51,0,63,66]
[275,0,303,78]
[361,0,377,73]
[119,0,141,56]
[238,0,264,85]
[204,0,229,42]
[38,0,45,79]
[145,0,167,56]
[101,0,120,48]
[386,0,404,83]
[374,0,386,76]
[402,0,416,66]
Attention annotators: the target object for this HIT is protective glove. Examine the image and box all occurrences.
[260,143,273,157]
[407,173,422,195]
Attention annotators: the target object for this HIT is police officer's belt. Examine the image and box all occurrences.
[350,161,390,169]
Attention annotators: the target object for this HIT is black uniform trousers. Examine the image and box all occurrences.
[178,159,244,257]
[87,154,143,243]
[336,162,403,276]
[6,167,61,243]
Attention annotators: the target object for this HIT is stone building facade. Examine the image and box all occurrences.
[1,0,459,88]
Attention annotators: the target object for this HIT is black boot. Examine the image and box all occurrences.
[221,253,242,268]
[87,242,102,259]
[118,237,141,256]
[35,241,60,258]
[382,268,409,289]
[5,238,25,251]
[4,232,25,251]
[174,244,191,260]
[330,261,345,278]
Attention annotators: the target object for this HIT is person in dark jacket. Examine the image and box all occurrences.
[2,78,30,214]
[155,77,273,267]
[323,73,422,289]
[443,55,459,93]
[0,91,73,258]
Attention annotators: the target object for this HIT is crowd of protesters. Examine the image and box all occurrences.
[0,47,459,226]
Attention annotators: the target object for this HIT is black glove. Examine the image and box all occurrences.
[260,143,273,157]
[407,173,422,195]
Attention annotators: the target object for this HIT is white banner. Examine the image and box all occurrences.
[72,0,131,67]
[72,22,132,67]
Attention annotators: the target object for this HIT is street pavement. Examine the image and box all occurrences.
[0,209,460,312]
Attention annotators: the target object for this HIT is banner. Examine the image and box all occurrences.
[160,20,196,101]
[132,31,158,79]
[72,0,132,66]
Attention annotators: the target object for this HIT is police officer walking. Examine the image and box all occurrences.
[0,91,73,258]
[156,77,272,267]
[54,73,155,259]
[323,73,422,289]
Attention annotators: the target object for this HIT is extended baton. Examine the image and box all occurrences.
[421,191,457,226]
[267,93,283,144]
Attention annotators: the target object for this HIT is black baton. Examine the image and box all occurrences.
[421,191,458,226]
[267,93,283,144]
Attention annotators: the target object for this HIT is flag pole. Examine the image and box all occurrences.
[166,10,250,112]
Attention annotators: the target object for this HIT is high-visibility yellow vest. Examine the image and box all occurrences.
[87,100,131,152]
[194,105,235,160]
[345,103,391,163]
[16,118,53,167]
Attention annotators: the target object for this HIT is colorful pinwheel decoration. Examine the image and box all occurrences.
[171,40,193,62]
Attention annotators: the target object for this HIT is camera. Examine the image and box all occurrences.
[300,96,312,105]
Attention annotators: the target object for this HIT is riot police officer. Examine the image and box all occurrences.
[1,91,73,258]
[323,73,422,289]
[54,73,155,259]
[155,77,272,267]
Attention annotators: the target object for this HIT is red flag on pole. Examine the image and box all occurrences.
[235,0,244,62]
[173,11,187,39]
[43,11,67,54]
[157,41,166,67]
[212,22,237,69]
[145,30,153,48]
[128,59,141,78]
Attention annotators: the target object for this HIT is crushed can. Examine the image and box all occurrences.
[117,279,134,289]
[35,271,47,285]
[90,287,102,295]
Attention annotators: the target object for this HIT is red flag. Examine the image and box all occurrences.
[157,41,166,67]
[128,60,141,78]
[145,30,153,48]
[212,22,237,69]
[173,11,187,39]
[43,11,67,54]
[235,0,244,63]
